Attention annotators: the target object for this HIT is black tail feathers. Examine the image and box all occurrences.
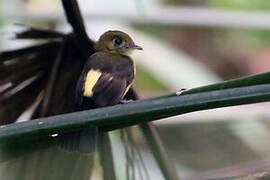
[58,127,98,154]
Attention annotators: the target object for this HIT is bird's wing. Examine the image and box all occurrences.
[80,69,127,107]
[93,72,127,107]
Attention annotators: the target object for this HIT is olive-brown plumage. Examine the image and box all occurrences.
[76,30,142,109]
[65,30,142,153]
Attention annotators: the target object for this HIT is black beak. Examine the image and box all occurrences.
[129,44,143,50]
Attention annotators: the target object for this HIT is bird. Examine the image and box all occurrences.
[76,30,142,108]
[59,30,143,153]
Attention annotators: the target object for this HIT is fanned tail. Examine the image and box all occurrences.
[15,24,67,39]
[0,41,60,124]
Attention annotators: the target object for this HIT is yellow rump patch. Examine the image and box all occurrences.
[83,70,102,97]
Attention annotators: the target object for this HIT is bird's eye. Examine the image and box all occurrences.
[114,38,122,46]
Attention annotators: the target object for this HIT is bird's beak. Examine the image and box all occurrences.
[129,44,143,50]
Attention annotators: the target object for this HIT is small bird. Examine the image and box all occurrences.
[76,30,142,109]
[61,30,142,153]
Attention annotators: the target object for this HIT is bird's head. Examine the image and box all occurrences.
[95,30,143,55]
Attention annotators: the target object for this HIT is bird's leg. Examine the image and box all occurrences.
[176,88,188,96]
[120,99,133,104]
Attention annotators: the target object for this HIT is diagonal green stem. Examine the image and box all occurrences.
[0,83,270,144]
[97,132,117,180]
[156,72,270,99]
[140,123,180,180]
[61,0,94,58]
[128,88,180,179]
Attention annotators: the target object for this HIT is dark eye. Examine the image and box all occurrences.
[114,38,122,45]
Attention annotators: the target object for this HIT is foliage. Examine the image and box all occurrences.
[210,0,270,11]
[0,72,270,151]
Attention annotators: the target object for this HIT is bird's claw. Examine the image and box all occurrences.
[120,99,133,104]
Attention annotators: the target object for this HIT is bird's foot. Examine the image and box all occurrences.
[120,99,133,104]
[176,88,188,96]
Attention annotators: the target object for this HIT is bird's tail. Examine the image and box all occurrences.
[58,128,98,154]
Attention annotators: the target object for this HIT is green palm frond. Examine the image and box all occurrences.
[1,70,270,179]
[1,72,270,143]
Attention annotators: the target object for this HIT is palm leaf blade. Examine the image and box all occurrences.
[0,72,269,146]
